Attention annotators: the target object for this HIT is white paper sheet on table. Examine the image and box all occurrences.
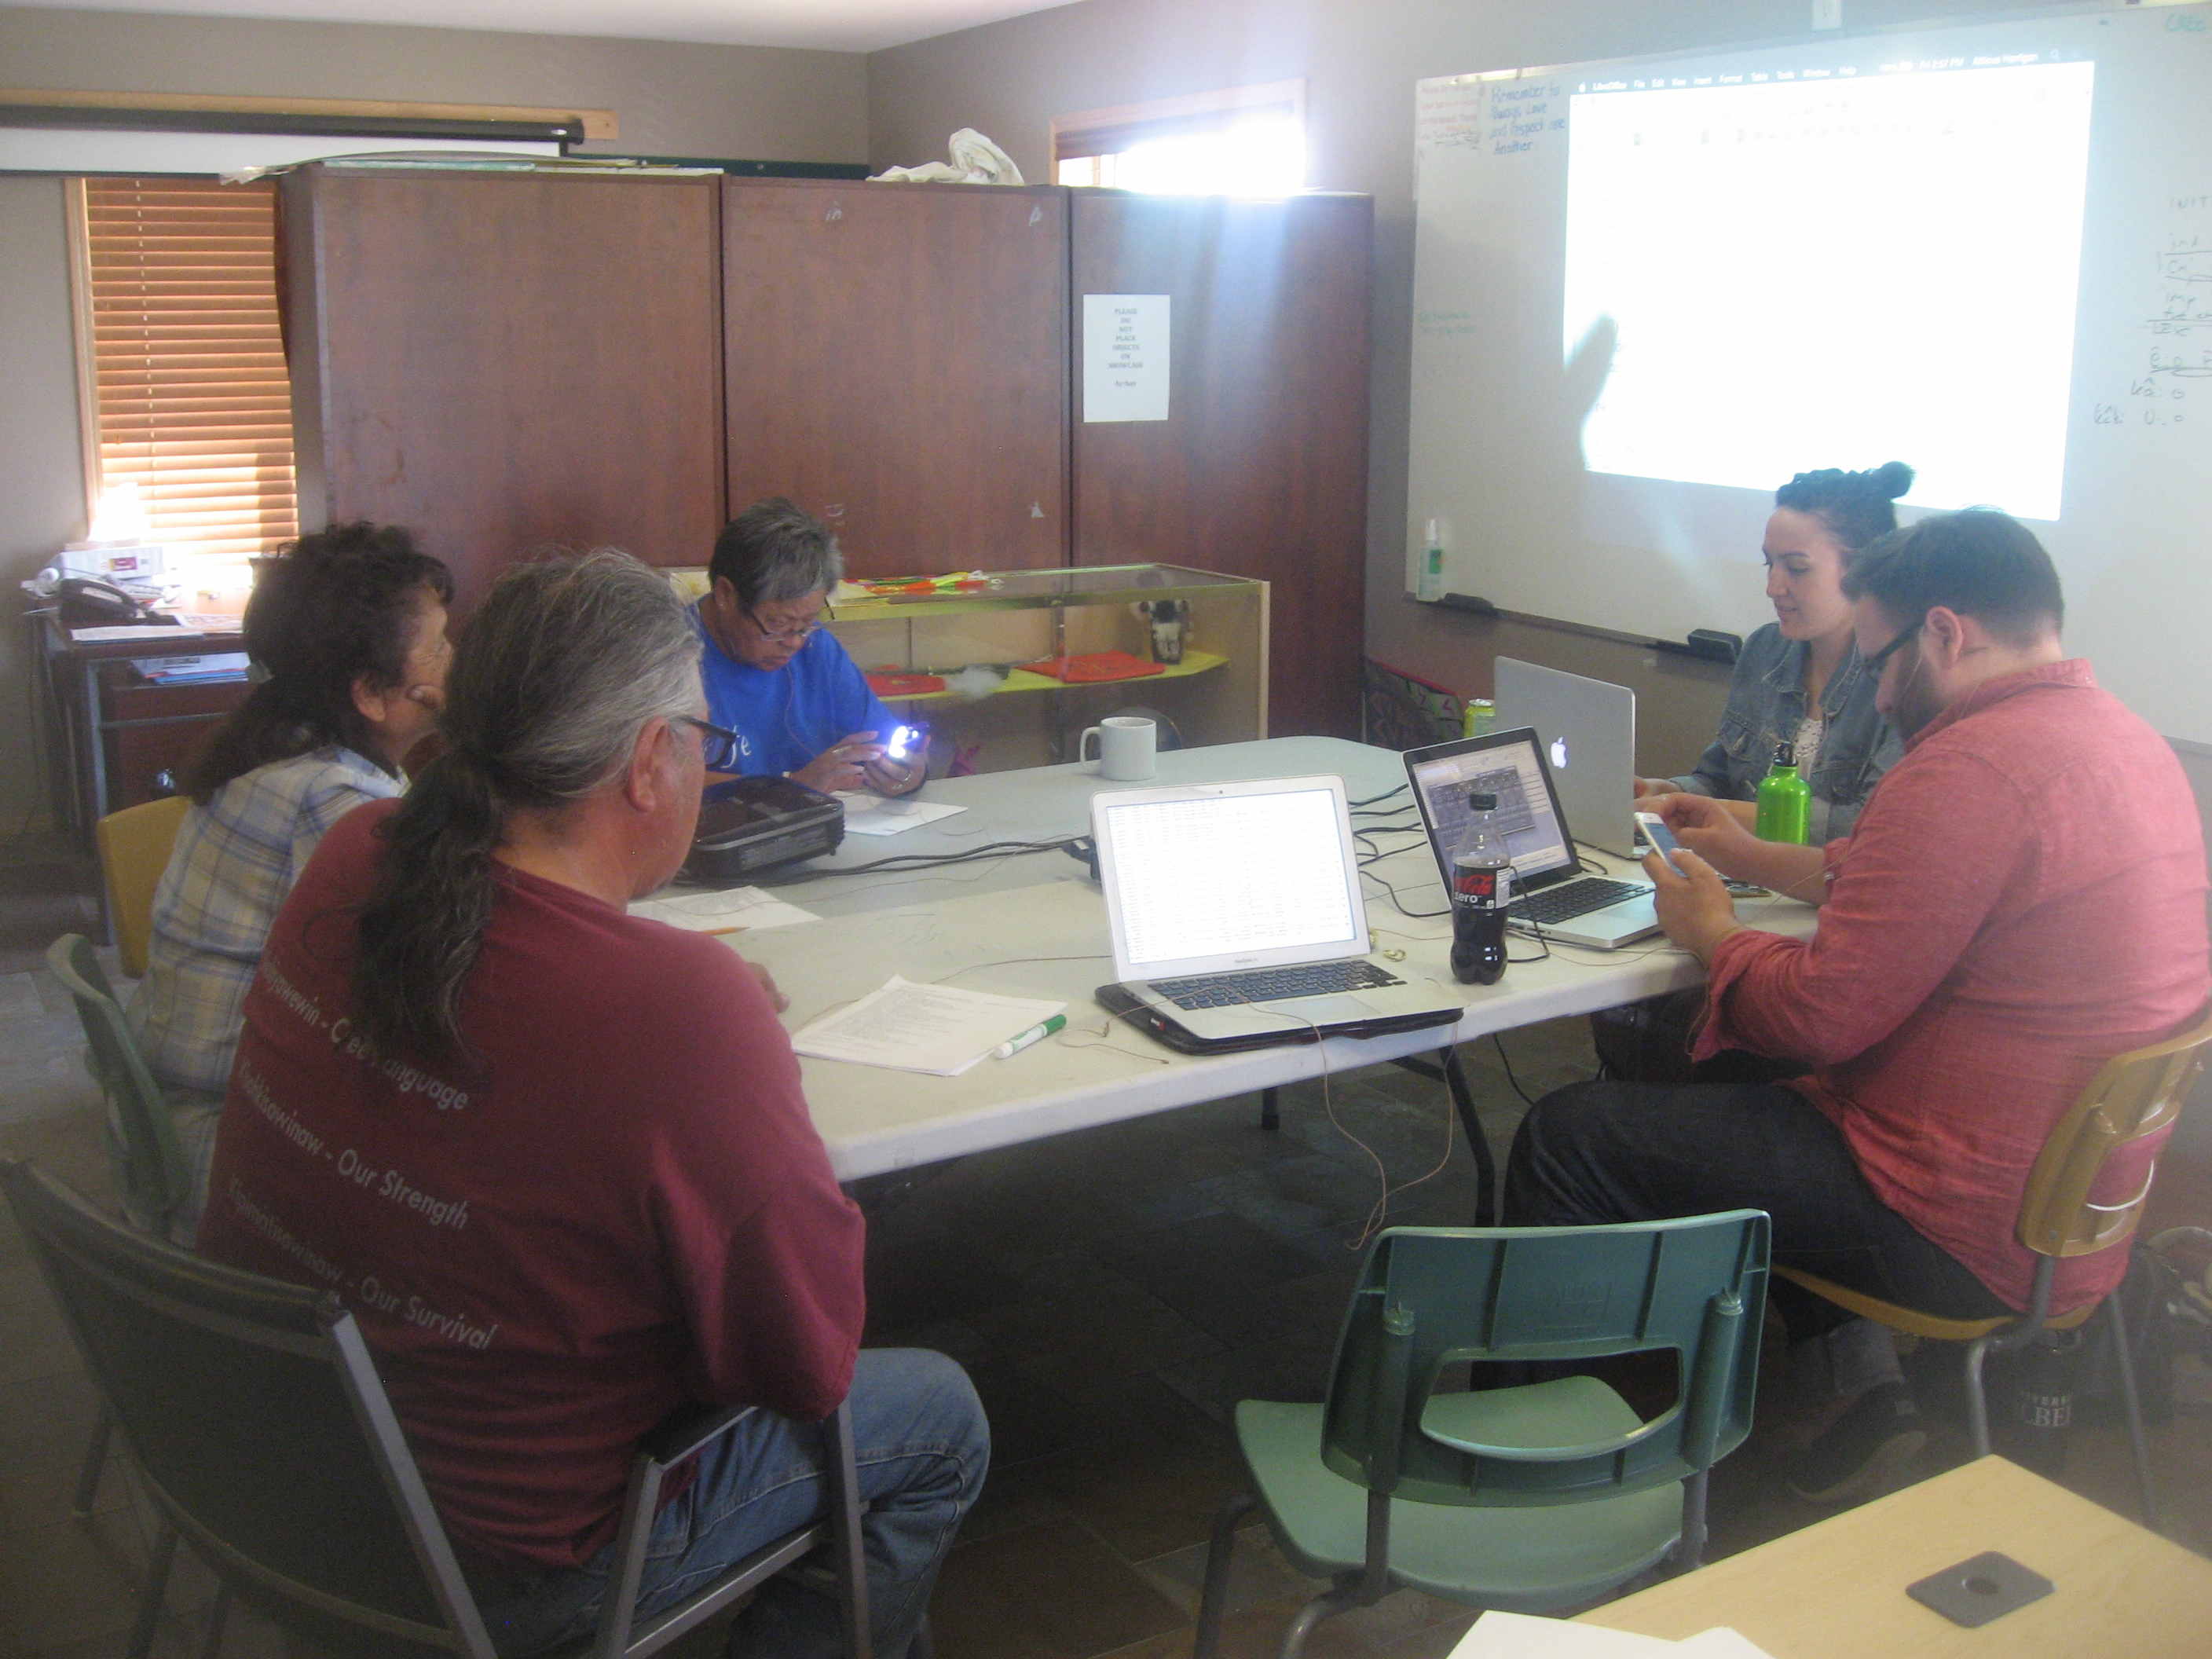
[1673,1632,1773,1658]
[789,975,1064,1076]
[1449,1614,1774,1658]
[629,887,819,934]
[835,792,968,836]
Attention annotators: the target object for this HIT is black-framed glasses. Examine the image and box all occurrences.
[742,603,831,645]
[676,715,745,772]
[1862,619,1923,673]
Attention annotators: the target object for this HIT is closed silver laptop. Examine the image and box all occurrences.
[1492,657,1639,858]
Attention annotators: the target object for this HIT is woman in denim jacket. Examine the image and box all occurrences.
[1601,462,1912,1086]
[1635,461,1914,841]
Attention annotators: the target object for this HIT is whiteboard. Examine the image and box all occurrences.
[1407,2,2212,742]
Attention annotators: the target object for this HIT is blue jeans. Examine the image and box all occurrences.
[470,1349,988,1657]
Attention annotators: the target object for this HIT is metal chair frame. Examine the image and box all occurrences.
[1196,1211,1771,1659]
[46,932,194,1523]
[1774,1005,2212,1531]
[1,1157,871,1659]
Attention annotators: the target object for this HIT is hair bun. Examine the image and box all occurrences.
[1870,460,1914,500]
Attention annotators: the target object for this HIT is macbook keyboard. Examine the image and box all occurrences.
[1509,877,1648,926]
[1152,959,1402,1010]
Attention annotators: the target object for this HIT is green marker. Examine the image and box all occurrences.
[993,1013,1067,1060]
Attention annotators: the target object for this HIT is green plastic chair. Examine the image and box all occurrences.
[46,934,191,1243]
[1194,1210,1771,1659]
[45,932,196,1522]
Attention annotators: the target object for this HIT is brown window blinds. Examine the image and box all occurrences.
[79,177,298,560]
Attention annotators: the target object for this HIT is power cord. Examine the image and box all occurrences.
[1491,1034,1543,1108]
[1208,982,1459,1253]
[753,837,1081,884]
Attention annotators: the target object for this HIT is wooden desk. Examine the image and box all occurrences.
[37,615,248,838]
[1580,1456,2212,1657]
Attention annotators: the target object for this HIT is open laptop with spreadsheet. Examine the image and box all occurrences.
[1403,727,1661,950]
[1092,776,1463,1050]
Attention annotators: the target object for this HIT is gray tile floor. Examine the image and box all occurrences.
[2,840,2207,1658]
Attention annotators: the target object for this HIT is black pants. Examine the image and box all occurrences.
[1504,1080,2010,1335]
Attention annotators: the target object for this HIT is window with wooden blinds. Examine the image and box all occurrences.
[74,176,298,562]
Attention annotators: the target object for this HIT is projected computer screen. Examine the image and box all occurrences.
[1562,60,2093,519]
[1407,3,2212,743]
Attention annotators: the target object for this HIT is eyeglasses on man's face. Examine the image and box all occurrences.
[743,603,830,645]
[676,715,745,772]
[1863,618,1923,674]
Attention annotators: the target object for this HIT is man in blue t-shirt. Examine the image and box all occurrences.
[693,498,925,797]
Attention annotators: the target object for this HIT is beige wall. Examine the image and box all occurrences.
[0,176,87,830]
[867,0,2137,782]
[0,5,866,160]
[0,3,868,830]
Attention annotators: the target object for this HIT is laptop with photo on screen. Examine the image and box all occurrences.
[1091,775,1464,1050]
[1402,727,1661,950]
[1492,657,1639,858]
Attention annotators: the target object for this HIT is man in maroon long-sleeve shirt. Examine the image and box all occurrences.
[1506,509,2208,1503]
[200,553,985,1657]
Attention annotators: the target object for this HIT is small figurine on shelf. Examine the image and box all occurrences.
[1139,598,1190,665]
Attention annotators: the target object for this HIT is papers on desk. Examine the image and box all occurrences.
[131,652,248,685]
[834,792,969,836]
[70,622,201,643]
[628,886,819,935]
[1451,1614,1774,1658]
[790,976,1065,1076]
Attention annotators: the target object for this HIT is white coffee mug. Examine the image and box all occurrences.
[1081,716,1156,781]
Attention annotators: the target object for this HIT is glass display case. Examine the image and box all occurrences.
[665,563,1267,773]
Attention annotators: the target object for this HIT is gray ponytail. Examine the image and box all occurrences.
[350,551,701,1066]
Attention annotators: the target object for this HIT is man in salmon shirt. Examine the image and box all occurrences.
[198,551,986,1657]
[1505,508,2209,1503]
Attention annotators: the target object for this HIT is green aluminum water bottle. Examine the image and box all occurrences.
[1754,742,1811,844]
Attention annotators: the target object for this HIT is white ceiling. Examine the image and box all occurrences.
[6,0,1084,52]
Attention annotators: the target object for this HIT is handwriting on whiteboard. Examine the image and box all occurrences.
[1415,77,1567,163]
[2089,188,2207,434]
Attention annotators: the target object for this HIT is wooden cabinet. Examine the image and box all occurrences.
[1068,192,1372,741]
[281,169,726,609]
[278,170,1372,737]
[721,178,1068,577]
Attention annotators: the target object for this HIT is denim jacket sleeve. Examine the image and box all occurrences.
[1669,624,1899,838]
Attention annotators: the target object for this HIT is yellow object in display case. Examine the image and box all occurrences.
[662,563,1269,772]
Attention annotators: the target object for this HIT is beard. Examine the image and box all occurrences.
[1888,654,1944,742]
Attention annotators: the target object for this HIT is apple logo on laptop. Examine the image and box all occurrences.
[1551,735,1569,771]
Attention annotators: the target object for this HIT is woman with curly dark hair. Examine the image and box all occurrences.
[126,521,451,1240]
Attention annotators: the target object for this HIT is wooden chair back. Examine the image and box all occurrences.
[2018,1005,2212,1262]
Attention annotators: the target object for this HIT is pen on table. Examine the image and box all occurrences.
[992,1014,1067,1060]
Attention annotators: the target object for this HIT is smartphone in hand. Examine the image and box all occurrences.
[1632,810,1689,878]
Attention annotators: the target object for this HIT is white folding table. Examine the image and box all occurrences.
[707,738,1816,1196]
